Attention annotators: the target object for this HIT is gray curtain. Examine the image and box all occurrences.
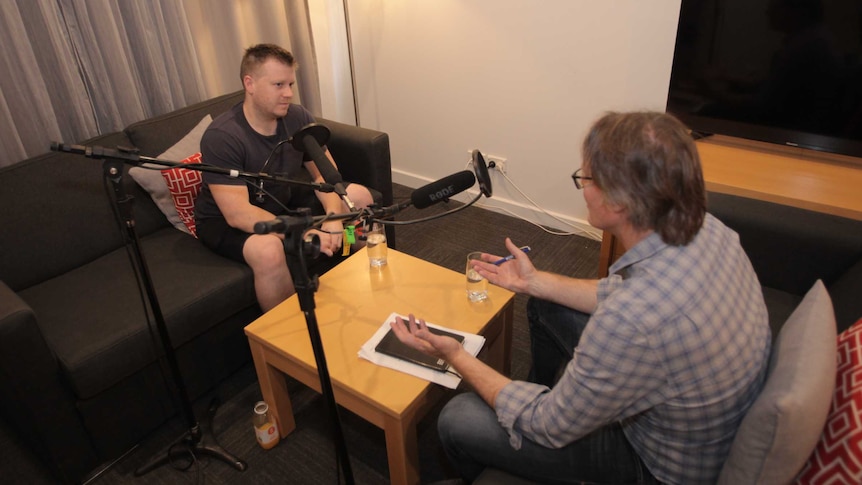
[1,0,97,163]
[0,0,320,168]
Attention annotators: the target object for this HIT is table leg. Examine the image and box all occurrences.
[383,412,420,485]
[501,301,513,376]
[249,339,296,437]
[481,302,515,375]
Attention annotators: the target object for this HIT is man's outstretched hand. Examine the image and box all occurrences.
[390,314,463,362]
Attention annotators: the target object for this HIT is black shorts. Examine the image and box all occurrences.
[196,189,325,263]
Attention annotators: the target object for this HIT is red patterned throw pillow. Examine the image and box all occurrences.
[161,153,203,237]
[795,318,862,484]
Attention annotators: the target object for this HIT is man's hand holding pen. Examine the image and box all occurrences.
[493,246,531,265]
[470,238,535,294]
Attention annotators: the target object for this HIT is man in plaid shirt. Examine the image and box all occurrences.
[390,111,770,484]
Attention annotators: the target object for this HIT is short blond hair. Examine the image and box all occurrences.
[240,44,296,81]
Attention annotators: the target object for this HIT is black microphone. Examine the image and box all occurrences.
[411,171,476,209]
[290,123,356,210]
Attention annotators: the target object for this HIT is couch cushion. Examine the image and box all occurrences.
[160,152,204,237]
[828,258,862,333]
[125,91,242,156]
[129,115,211,234]
[17,228,255,399]
[795,317,862,484]
[0,132,136,291]
[761,285,803,339]
[718,280,837,484]
[707,192,862,296]
[474,468,540,484]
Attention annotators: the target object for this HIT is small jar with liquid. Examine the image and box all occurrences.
[253,401,280,450]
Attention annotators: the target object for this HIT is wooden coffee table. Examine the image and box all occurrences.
[245,248,515,485]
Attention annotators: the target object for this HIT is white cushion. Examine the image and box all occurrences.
[718,280,837,484]
[128,115,212,234]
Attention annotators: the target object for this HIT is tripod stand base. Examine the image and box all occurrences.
[134,397,247,476]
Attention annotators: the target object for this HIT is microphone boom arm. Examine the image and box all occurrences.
[253,190,484,234]
[254,206,393,235]
[50,142,336,193]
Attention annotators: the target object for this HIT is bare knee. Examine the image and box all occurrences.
[243,235,287,275]
[348,184,374,209]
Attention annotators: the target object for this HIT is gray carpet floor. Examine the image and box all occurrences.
[0,183,600,484]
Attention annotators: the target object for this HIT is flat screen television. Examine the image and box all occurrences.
[666,0,862,159]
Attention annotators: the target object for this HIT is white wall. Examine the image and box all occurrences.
[341,0,682,238]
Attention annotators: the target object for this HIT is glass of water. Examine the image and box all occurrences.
[466,252,488,302]
[366,223,388,267]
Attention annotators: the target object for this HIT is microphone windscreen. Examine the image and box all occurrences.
[411,171,476,209]
[472,149,492,197]
[302,135,343,184]
[289,123,342,184]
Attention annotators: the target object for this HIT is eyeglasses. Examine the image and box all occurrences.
[571,168,593,190]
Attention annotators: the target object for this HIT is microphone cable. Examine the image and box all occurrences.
[373,191,483,226]
[256,117,292,203]
[461,160,603,241]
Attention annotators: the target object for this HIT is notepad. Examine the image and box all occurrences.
[374,323,465,373]
[359,313,485,388]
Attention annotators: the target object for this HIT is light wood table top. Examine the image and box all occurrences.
[245,248,515,484]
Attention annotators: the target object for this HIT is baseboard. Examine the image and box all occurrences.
[392,170,603,242]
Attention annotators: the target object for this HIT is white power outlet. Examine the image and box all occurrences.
[468,150,508,175]
[487,155,507,175]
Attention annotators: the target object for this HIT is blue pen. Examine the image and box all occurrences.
[493,246,531,265]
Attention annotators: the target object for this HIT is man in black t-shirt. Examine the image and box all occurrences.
[195,44,373,311]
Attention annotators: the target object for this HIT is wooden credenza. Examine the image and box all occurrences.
[598,136,862,277]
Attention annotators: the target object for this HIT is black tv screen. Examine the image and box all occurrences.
[666,0,862,158]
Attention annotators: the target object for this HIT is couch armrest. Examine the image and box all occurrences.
[318,117,396,247]
[0,281,97,482]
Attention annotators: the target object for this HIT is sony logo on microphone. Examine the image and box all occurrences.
[428,184,457,202]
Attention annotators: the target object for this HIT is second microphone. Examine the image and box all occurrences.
[410,171,476,209]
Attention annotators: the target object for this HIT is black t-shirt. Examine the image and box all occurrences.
[195,102,318,221]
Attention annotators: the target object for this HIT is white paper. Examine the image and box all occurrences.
[358,312,485,389]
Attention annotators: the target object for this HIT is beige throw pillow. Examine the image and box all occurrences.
[129,115,212,234]
[717,280,837,484]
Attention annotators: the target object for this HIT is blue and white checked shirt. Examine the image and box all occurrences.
[495,214,771,485]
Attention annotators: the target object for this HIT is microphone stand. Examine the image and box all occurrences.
[260,211,362,485]
[252,205,410,485]
[56,141,493,484]
[248,174,490,483]
[50,143,336,478]
[99,156,246,476]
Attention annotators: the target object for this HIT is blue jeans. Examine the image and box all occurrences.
[526,297,589,386]
[437,298,660,484]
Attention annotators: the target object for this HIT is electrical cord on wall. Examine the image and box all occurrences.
[461,159,603,241]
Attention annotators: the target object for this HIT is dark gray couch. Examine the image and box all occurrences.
[707,192,862,336]
[0,90,393,483]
